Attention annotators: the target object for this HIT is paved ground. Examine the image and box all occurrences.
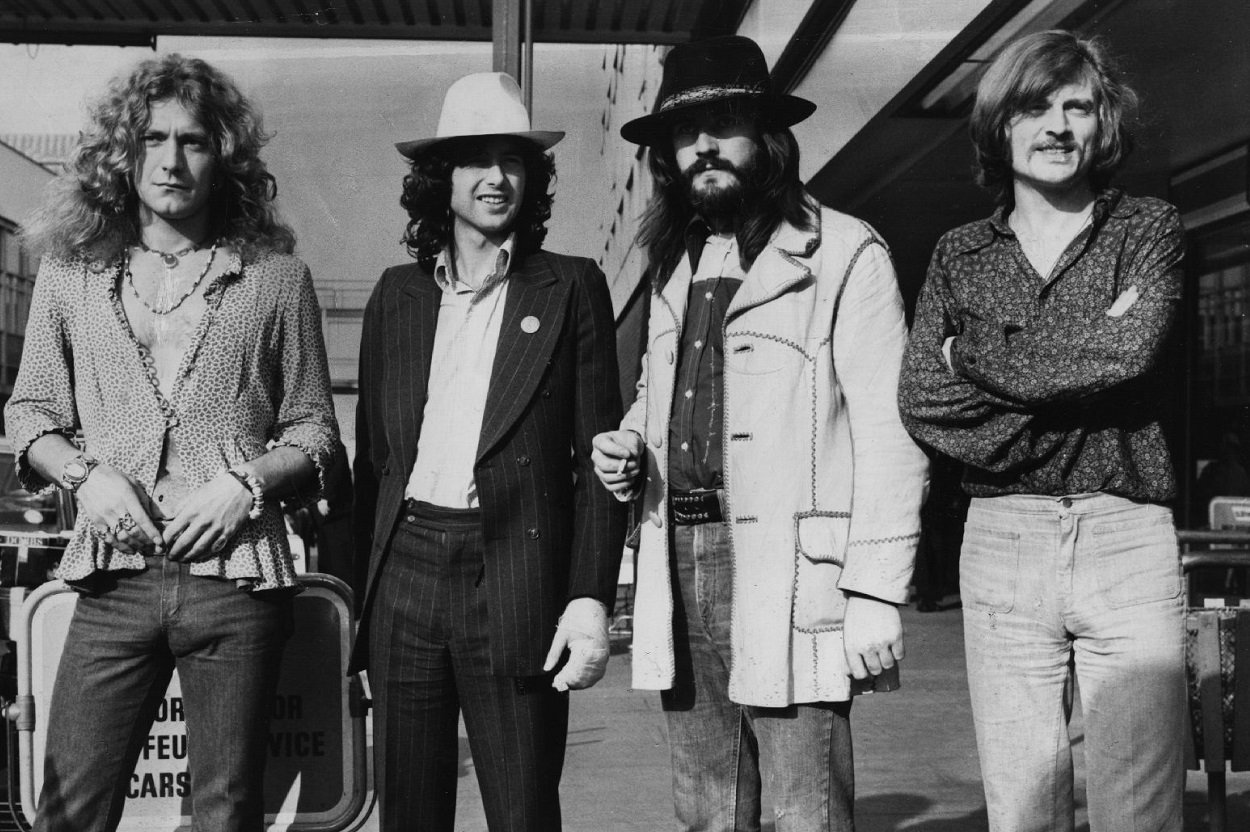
[408,604,1250,832]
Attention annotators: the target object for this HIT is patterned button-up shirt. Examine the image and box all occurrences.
[668,227,744,491]
[898,189,1185,503]
[4,250,339,591]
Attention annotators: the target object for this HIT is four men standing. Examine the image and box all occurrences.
[4,27,1194,832]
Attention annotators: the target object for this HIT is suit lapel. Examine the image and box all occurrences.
[392,266,441,474]
[476,252,565,462]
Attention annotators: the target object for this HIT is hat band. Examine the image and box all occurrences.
[658,83,767,113]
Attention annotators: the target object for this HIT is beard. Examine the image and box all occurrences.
[681,155,760,226]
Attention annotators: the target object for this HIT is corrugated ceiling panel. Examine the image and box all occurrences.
[0,0,729,41]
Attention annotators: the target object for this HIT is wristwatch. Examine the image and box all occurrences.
[61,453,99,492]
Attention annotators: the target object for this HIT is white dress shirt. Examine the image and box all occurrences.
[406,237,514,508]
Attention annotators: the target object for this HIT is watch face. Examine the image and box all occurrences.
[64,460,87,479]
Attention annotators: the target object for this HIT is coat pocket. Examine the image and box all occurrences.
[793,512,851,631]
[795,512,851,564]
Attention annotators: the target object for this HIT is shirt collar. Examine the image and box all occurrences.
[435,233,517,296]
[964,187,1130,255]
[684,219,712,272]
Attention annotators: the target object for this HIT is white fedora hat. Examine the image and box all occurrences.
[396,72,564,159]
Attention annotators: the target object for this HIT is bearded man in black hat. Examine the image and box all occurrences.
[591,36,927,831]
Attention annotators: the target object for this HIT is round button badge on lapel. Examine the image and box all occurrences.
[521,315,540,334]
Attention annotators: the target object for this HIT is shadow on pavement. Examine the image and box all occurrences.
[852,792,989,832]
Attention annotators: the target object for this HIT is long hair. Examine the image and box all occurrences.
[400,138,556,270]
[23,53,295,262]
[637,120,814,286]
[970,30,1138,203]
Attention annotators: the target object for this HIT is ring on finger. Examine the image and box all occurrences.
[112,514,136,537]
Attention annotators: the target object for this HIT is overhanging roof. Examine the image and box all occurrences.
[0,0,749,47]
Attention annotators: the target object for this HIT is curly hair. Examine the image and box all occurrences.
[400,137,556,270]
[23,53,295,262]
[637,110,815,285]
[970,30,1138,204]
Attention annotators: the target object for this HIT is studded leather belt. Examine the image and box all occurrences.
[669,488,726,525]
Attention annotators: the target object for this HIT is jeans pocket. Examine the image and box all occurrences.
[1091,511,1181,608]
[960,525,1019,613]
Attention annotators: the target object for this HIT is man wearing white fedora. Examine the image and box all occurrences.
[351,72,626,831]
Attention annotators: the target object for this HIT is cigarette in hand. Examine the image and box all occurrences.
[616,458,627,475]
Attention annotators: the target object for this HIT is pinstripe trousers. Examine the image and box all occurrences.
[368,501,569,832]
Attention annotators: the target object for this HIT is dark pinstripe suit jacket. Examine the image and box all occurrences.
[350,249,626,677]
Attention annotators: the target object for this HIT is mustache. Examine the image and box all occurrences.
[682,157,744,178]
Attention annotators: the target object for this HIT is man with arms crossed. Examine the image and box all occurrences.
[899,31,1186,832]
[351,72,625,831]
[593,36,927,831]
[6,54,339,831]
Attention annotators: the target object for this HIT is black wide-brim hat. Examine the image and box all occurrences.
[620,35,816,147]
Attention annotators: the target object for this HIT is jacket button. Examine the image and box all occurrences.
[541,389,551,398]
[381,465,391,476]
[517,454,531,466]
[527,528,540,539]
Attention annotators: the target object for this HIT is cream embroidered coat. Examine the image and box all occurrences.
[621,201,928,707]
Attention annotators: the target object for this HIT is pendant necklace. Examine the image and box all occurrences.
[139,239,201,269]
[126,240,219,317]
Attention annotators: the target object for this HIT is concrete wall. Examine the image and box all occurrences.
[0,140,53,229]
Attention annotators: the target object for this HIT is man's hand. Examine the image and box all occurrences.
[843,595,904,680]
[164,472,254,562]
[543,597,610,691]
[591,430,644,497]
[77,466,164,555]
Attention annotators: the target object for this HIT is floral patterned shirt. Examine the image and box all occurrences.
[4,249,339,591]
[898,189,1185,503]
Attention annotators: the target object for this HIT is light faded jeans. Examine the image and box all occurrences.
[961,493,1185,832]
[662,521,855,832]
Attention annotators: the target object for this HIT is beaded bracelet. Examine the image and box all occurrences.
[226,468,265,521]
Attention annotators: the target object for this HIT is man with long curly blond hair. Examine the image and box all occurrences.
[6,53,339,831]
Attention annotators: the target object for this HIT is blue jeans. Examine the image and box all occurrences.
[961,493,1185,832]
[34,559,293,832]
[662,521,855,832]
